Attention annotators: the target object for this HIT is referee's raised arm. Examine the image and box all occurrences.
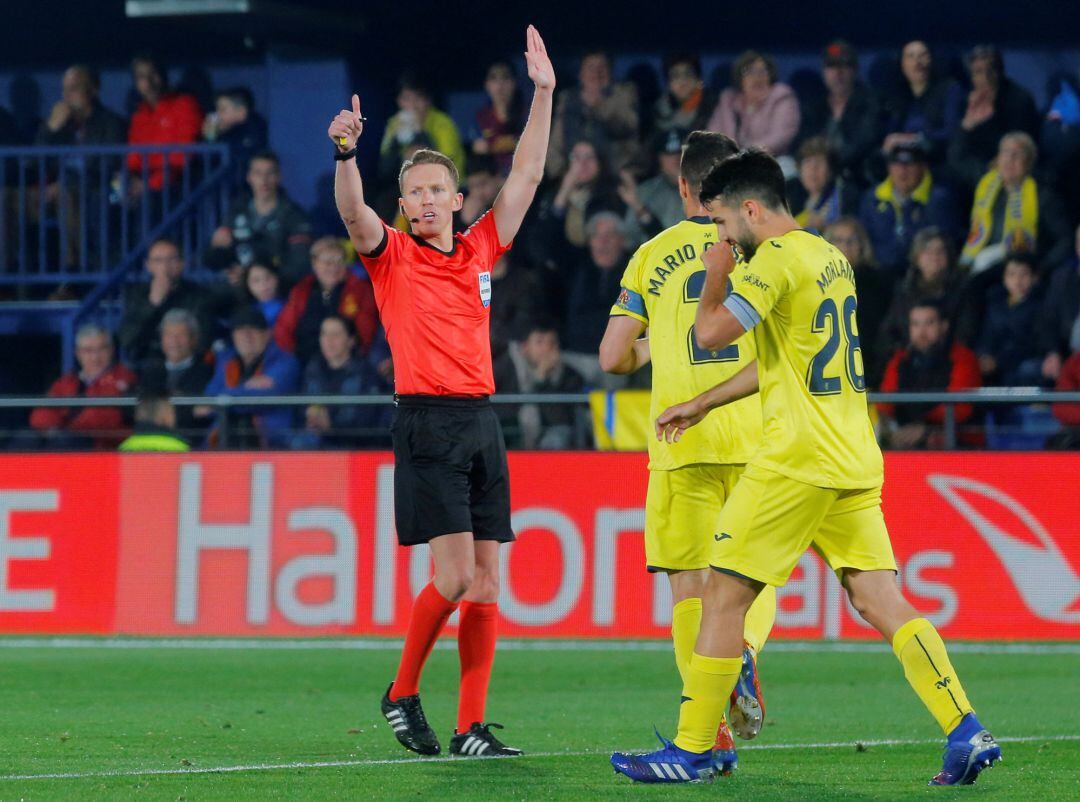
[329,94,384,255]
[492,25,555,246]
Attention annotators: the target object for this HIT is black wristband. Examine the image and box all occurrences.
[334,147,357,161]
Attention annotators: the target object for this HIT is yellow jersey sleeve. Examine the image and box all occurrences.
[610,242,650,326]
[726,242,792,326]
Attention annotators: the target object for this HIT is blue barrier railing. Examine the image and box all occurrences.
[0,144,231,286]
[60,151,236,370]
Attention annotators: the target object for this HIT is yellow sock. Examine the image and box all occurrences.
[892,617,973,734]
[743,584,777,654]
[671,597,702,685]
[674,653,741,753]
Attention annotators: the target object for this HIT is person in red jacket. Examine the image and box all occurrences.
[29,324,137,449]
[273,236,378,364]
[126,55,203,195]
[878,299,982,448]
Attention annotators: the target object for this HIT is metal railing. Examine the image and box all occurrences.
[0,389,1077,450]
[0,144,231,286]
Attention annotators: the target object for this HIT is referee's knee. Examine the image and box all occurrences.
[467,565,500,604]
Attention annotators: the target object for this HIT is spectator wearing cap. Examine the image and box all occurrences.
[29,324,137,450]
[975,252,1044,386]
[379,73,466,183]
[126,54,203,196]
[949,45,1040,190]
[1037,223,1080,384]
[796,40,881,182]
[547,50,640,177]
[879,41,965,165]
[273,237,379,366]
[295,314,391,449]
[137,308,214,433]
[786,137,860,231]
[208,150,313,288]
[858,141,960,275]
[708,50,800,161]
[562,212,630,357]
[119,237,233,363]
[652,54,716,138]
[878,300,982,449]
[200,307,299,449]
[470,60,525,176]
[118,393,190,452]
[202,86,269,178]
[617,128,687,241]
[960,132,1071,275]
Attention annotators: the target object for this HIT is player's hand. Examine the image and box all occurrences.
[656,398,708,443]
[524,24,555,93]
[702,238,738,278]
[328,94,365,151]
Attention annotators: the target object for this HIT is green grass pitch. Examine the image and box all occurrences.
[0,640,1076,800]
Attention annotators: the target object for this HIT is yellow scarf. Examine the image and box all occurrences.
[873,170,933,212]
[961,170,1038,263]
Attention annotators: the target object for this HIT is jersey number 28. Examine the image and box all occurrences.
[806,295,866,394]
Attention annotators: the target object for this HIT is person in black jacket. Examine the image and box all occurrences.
[975,252,1044,386]
[1038,223,1080,384]
[202,86,268,180]
[948,45,1040,191]
[119,238,233,363]
[296,314,390,449]
[137,308,215,436]
[794,41,881,184]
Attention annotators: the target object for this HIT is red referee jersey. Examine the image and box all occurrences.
[360,211,510,396]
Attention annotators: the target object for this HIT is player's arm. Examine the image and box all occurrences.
[493,25,555,246]
[655,361,759,443]
[599,316,649,374]
[694,241,746,351]
[329,94,384,255]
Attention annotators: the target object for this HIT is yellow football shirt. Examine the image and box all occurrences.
[724,228,884,489]
[610,216,762,470]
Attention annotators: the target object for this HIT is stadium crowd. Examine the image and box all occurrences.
[4,42,1080,450]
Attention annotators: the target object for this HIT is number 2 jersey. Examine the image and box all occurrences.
[610,216,762,471]
[723,229,883,489]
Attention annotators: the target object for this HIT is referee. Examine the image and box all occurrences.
[328,26,554,758]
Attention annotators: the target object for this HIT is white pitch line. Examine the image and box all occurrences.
[0,638,1076,655]
[0,734,1076,782]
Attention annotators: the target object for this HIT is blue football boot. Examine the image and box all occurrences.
[929,714,1002,785]
[712,719,738,775]
[611,730,716,784]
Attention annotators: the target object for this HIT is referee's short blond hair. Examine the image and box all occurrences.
[399,149,460,192]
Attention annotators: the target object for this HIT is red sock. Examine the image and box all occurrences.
[390,583,458,700]
[456,600,499,733]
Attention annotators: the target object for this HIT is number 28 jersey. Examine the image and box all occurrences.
[724,229,883,489]
[610,216,762,471]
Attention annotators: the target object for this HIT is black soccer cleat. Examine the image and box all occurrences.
[450,722,524,757]
[381,683,441,755]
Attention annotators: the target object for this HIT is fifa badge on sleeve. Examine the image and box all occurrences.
[478,271,492,308]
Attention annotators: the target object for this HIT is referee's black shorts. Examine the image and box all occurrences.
[390,394,514,547]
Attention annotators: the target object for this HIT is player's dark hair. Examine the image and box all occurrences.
[680,131,738,194]
[215,86,254,111]
[699,148,790,213]
[399,149,461,191]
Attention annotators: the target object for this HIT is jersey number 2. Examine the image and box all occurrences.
[685,270,739,365]
[806,295,866,394]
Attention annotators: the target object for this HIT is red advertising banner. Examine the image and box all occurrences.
[0,452,1076,640]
